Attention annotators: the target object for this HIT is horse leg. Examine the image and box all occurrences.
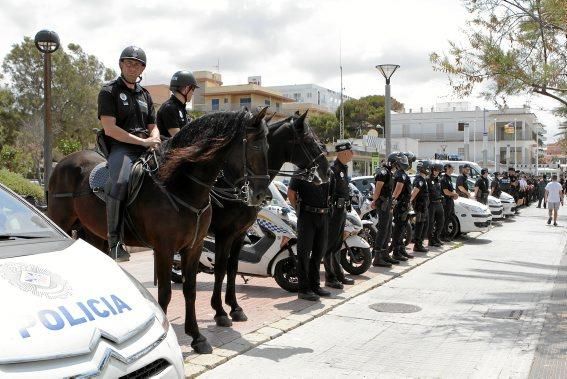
[181,245,212,354]
[155,248,173,313]
[211,235,233,327]
[226,234,247,322]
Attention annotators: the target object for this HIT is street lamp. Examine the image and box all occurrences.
[34,30,60,194]
[376,64,400,156]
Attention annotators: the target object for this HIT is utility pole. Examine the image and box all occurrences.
[339,40,344,140]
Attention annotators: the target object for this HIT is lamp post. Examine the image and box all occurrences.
[514,118,517,171]
[34,29,60,194]
[376,64,400,156]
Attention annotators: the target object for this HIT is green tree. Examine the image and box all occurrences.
[307,113,341,142]
[2,38,116,149]
[56,138,82,157]
[0,87,21,149]
[431,0,567,108]
[340,95,404,137]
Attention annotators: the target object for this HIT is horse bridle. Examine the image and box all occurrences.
[270,120,327,182]
[213,126,270,205]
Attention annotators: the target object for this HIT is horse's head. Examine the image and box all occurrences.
[222,107,270,206]
[269,110,330,185]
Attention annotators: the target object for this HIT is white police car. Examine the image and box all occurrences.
[0,183,184,378]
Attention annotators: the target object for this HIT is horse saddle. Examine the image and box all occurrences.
[88,160,146,206]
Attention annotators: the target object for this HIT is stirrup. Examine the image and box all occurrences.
[110,243,130,262]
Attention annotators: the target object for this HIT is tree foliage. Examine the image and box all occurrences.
[340,95,404,137]
[0,87,21,149]
[2,38,116,149]
[431,0,567,108]
[307,113,342,142]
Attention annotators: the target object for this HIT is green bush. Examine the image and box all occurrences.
[0,169,44,201]
[0,145,34,177]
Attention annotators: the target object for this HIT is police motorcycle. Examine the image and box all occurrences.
[172,183,300,292]
[339,203,373,275]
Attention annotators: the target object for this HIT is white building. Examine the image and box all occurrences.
[265,83,353,113]
[391,103,546,172]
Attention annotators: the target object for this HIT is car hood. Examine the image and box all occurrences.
[500,192,514,201]
[455,197,490,212]
[0,239,155,364]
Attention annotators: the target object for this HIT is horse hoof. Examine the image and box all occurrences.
[214,315,233,327]
[230,309,248,322]
[191,337,213,354]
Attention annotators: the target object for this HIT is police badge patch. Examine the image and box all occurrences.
[402,174,407,180]
[381,169,387,175]
[119,93,127,101]
[0,263,72,299]
[340,172,344,178]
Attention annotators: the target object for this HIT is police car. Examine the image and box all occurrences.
[448,175,505,219]
[0,183,184,378]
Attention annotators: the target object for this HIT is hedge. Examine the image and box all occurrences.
[0,169,45,201]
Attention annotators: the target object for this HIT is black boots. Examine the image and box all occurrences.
[106,197,130,262]
[392,247,409,261]
[413,243,429,253]
[372,249,392,267]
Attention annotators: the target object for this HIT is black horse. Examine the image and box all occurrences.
[208,111,331,326]
[48,109,270,353]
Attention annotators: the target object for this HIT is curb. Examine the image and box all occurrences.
[184,233,480,378]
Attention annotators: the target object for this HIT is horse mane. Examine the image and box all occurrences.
[158,111,250,185]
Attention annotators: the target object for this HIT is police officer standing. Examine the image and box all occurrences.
[371,152,408,267]
[474,169,490,205]
[427,161,445,247]
[98,46,160,262]
[411,161,430,253]
[288,173,332,301]
[157,71,199,138]
[440,163,459,241]
[324,142,355,289]
[456,164,471,198]
[491,172,502,198]
[391,152,415,261]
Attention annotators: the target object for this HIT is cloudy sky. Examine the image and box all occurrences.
[0,0,562,140]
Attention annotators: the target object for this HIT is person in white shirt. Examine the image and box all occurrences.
[545,174,564,226]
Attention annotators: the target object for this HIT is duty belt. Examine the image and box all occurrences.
[302,205,330,214]
[431,199,443,203]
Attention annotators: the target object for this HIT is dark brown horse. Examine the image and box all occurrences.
[47,109,270,353]
[208,111,331,326]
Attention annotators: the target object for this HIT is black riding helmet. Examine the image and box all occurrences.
[119,46,146,66]
[416,161,430,175]
[388,151,409,171]
[481,168,489,175]
[403,152,417,169]
[432,160,443,173]
[170,70,199,92]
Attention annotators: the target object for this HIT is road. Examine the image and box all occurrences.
[201,205,567,378]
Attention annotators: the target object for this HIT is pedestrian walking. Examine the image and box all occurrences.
[545,174,564,226]
[324,142,355,289]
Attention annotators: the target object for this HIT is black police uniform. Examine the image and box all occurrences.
[289,177,331,294]
[509,174,519,201]
[372,165,393,254]
[491,178,502,198]
[412,175,429,248]
[324,158,351,285]
[392,170,412,258]
[156,95,189,138]
[98,77,156,201]
[427,174,445,244]
[499,174,511,193]
[474,176,490,204]
[440,172,455,239]
[456,173,470,198]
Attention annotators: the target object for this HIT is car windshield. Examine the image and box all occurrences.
[0,187,60,239]
[267,183,290,209]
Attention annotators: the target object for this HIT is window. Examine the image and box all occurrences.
[293,93,301,101]
[458,147,465,157]
[211,98,219,111]
[276,102,280,110]
[224,98,228,104]
[306,92,312,99]
[402,124,409,137]
[436,123,444,140]
[264,99,271,106]
[239,97,251,109]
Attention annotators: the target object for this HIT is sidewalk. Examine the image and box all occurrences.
[201,205,567,378]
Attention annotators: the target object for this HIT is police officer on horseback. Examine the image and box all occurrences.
[97,46,160,261]
[371,152,408,267]
[324,142,355,289]
[411,161,430,253]
[474,168,490,204]
[157,70,199,138]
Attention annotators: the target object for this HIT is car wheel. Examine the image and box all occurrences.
[444,214,460,239]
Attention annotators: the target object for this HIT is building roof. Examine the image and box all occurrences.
[203,84,294,101]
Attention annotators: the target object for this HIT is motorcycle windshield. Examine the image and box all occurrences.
[268,183,292,211]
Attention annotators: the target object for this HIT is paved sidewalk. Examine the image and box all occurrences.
[202,205,567,378]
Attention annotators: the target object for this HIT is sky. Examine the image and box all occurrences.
[0,0,562,142]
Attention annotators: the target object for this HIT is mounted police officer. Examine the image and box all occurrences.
[491,172,502,198]
[288,169,332,301]
[391,151,415,261]
[156,70,199,138]
[427,161,445,248]
[474,168,490,204]
[371,152,408,267]
[324,142,355,289]
[97,46,160,262]
[411,161,430,253]
[456,164,471,198]
[440,163,458,241]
